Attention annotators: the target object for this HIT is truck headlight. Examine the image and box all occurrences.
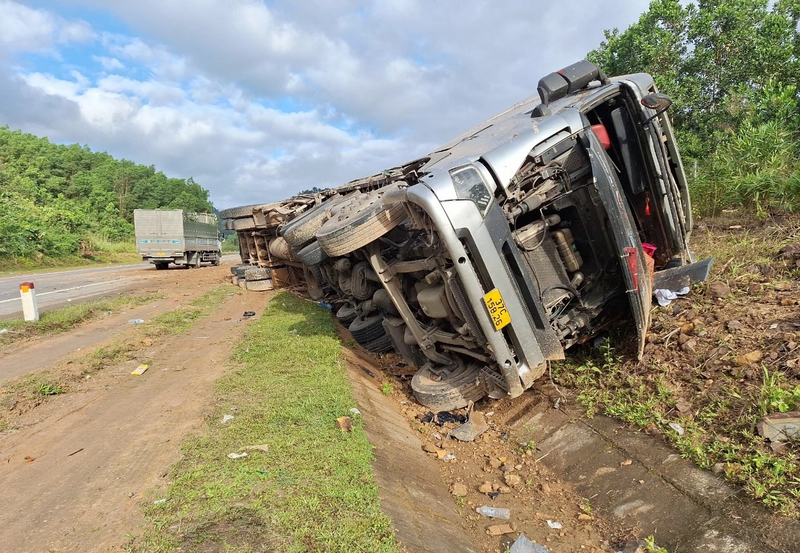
[450,165,492,216]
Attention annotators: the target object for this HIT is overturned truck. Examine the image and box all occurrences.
[221,61,710,411]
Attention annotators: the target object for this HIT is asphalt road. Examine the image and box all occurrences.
[0,255,239,320]
[0,263,150,319]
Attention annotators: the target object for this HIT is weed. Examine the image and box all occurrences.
[381,381,394,396]
[643,535,669,553]
[36,381,64,396]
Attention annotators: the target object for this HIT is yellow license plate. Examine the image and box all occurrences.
[483,288,511,331]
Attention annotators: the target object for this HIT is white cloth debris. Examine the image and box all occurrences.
[654,286,690,307]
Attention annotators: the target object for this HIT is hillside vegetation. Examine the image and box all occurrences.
[0,126,212,266]
[590,0,800,216]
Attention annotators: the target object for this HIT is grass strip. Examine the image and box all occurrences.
[0,293,162,347]
[131,292,398,553]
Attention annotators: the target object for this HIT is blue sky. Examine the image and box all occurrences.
[0,0,649,209]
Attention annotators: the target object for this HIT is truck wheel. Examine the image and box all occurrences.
[411,364,486,411]
[218,204,259,219]
[155,262,169,270]
[315,185,406,257]
[295,241,328,267]
[244,267,270,281]
[193,255,201,268]
[281,195,349,248]
[348,313,387,344]
[246,279,274,292]
[363,333,393,354]
[336,304,358,325]
[212,257,221,266]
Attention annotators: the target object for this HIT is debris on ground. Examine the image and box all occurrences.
[242,311,256,317]
[668,422,685,435]
[486,523,515,536]
[128,319,145,324]
[546,520,562,529]
[349,407,361,415]
[131,364,149,376]
[336,416,352,432]
[418,410,466,426]
[221,414,234,424]
[153,498,167,505]
[757,412,800,444]
[450,483,468,497]
[449,409,489,442]
[509,534,553,553]
[653,286,690,306]
[475,505,511,519]
[227,452,248,459]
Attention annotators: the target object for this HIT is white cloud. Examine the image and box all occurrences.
[0,1,93,54]
[92,55,124,71]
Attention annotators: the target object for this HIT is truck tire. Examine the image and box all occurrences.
[295,241,328,266]
[411,364,486,412]
[336,304,358,326]
[246,279,274,292]
[233,216,257,231]
[219,204,259,219]
[244,267,270,281]
[363,333,393,354]
[231,263,248,275]
[348,313,387,344]
[232,275,240,286]
[281,195,349,248]
[316,186,406,257]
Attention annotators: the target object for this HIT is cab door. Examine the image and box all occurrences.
[583,129,652,359]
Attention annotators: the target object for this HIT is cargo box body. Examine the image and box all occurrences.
[134,209,221,269]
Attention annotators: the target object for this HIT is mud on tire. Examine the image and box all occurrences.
[244,267,270,281]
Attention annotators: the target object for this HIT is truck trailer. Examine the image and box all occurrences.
[134,209,221,269]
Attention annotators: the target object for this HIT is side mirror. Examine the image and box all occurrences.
[641,93,672,125]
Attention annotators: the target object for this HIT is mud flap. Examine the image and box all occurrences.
[653,257,713,291]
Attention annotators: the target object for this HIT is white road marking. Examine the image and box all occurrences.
[0,281,114,304]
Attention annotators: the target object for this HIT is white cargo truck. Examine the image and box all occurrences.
[134,209,221,270]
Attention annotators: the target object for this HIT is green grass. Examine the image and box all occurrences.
[130,292,398,553]
[0,294,162,347]
[141,287,233,338]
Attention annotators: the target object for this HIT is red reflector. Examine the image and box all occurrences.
[591,124,611,150]
[625,247,639,293]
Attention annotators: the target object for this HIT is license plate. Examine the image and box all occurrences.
[483,288,511,330]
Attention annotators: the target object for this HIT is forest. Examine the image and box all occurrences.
[0,126,213,264]
[589,0,800,216]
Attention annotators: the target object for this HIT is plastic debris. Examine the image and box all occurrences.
[349,408,361,416]
[227,452,248,459]
[242,311,256,317]
[418,411,466,426]
[153,498,167,505]
[221,414,234,424]
[449,410,489,442]
[654,286,690,307]
[316,302,333,310]
[668,421,685,435]
[546,520,562,529]
[336,416,352,432]
[510,534,553,553]
[131,364,149,376]
[0,328,8,334]
[128,319,145,324]
[442,453,456,462]
[476,506,511,519]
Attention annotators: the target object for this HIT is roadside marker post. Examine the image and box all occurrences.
[20,282,40,322]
